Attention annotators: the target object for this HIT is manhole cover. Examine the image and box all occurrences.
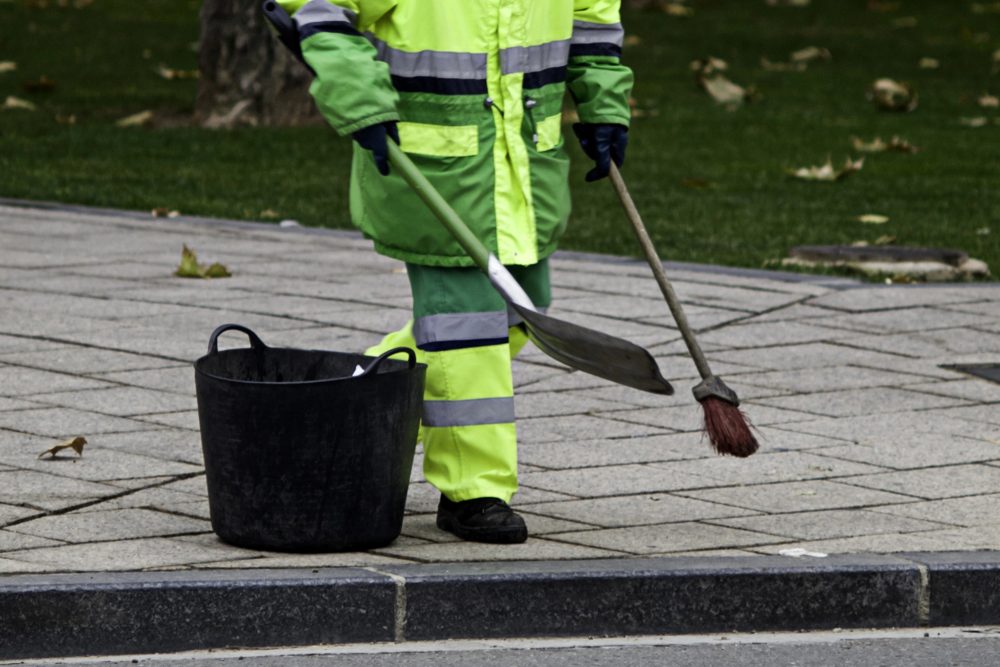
[941,364,1000,384]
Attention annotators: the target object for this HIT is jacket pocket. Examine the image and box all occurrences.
[398,122,479,157]
[535,113,563,152]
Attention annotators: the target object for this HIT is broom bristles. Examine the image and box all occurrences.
[701,396,759,457]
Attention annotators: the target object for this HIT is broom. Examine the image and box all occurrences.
[608,163,759,457]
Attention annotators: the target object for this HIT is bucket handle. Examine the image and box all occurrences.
[207,324,269,355]
[360,347,417,376]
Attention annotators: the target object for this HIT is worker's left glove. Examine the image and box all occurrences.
[572,123,628,182]
[352,121,400,176]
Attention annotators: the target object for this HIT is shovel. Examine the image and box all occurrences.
[388,142,673,395]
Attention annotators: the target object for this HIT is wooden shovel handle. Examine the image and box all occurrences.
[608,163,714,381]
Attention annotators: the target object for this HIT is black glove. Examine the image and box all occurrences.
[572,123,628,182]
[352,121,400,176]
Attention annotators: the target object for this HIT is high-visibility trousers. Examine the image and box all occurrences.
[365,260,551,502]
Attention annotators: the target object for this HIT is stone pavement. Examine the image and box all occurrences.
[1,201,998,575]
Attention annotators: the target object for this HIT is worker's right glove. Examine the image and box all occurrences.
[352,121,400,176]
[572,123,628,182]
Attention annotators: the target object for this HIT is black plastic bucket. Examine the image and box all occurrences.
[194,324,426,552]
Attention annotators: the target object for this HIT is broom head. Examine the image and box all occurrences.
[701,396,759,457]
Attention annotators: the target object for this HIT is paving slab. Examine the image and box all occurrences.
[709,509,951,542]
[0,406,151,438]
[551,521,786,555]
[679,480,917,513]
[520,493,760,528]
[839,464,1000,500]
[753,386,971,418]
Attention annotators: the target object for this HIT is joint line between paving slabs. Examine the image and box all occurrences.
[0,471,206,530]
[914,561,930,625]
[366,567,407,642]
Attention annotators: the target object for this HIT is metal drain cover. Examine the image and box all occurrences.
[941,364,1000,384]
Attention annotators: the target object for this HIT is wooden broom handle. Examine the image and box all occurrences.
[608,162,714,381]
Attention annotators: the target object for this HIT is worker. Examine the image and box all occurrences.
[277,0,632,543]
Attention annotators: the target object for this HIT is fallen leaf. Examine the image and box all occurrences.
[151,207,180,218]
[960,116,989,127]
[692,58,754,108]
[850,135,919,153]
[891,16,918,28]
[3,96,36,111]
[790,46,831,63]
[690,56,729,75]
[788,157,864,182]
[116,110,154,127]
[857,214,890,224]
[175,244,232,279]
[156,64,199,80]
[972,2,1000,13]
[662,2,694,17]
[22,75,55,93]
[873,234,897,245]
[259,209,280,219]
[918,57,940,69]
[869,78,918,112]
[978,93,999,108]
[38,436,86,459]
[681,177,714,189]
[0,61,16,74]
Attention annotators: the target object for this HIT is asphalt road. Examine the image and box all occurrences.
[7,628,1000,667]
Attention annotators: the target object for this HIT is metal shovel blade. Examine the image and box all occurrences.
[513,303,674,395]
[389,141,673,395]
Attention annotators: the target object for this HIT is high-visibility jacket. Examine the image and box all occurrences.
[278,0,633,267]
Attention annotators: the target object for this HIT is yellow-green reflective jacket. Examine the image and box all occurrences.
[278,0,633,267]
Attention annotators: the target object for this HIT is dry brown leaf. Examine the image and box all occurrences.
[662,2,694,17]
[151,207,180,218]
[918,57,940,69]
[977,93,999,108]
[857,214,890,224]
[972,2,1000,13]
[156,64,199,80]
[3,96,36,111]
[116,110,154,127]
[850,135,919,154]
[690,56,728,75]
[22,75,55,93]
[0,61,16,74]
[790,46,831,63]
[869,78,918,112]
[38,436,86,459]
[788,157,864,182]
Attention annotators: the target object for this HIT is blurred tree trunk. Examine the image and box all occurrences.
[195,0,321,127]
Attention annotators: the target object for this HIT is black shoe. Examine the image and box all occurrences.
[436,495,528,544]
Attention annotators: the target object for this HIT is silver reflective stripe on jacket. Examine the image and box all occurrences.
[570,20,624,47]
[369,36,488,79]
[499,40,571,75]
[414,311,509,347]
[423,397,516,427]
[293,0,357,28]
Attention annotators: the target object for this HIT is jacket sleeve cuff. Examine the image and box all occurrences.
[336,112,401,136]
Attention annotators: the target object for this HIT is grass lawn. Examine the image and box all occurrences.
[1,0,997,277]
